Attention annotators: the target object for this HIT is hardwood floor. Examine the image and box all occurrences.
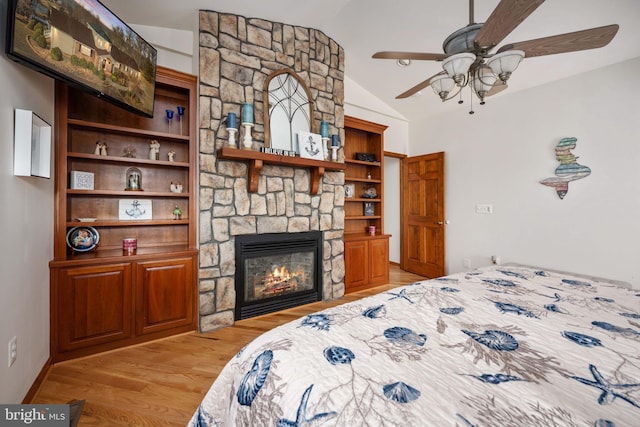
[32,265,426,426]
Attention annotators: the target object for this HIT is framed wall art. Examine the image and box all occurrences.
[344,184,355,199]
[13,109,51,178]
[298,131,324,161]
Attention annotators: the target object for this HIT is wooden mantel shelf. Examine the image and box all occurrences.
[217,146,345,194]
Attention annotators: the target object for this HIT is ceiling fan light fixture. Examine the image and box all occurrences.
[430,74,456,101]
[472,66,498,104]
[486,50,525,83]
[396,59,411,67]
[442,52,476,85]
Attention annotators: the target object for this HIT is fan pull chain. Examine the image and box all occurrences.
[469,87,475,115]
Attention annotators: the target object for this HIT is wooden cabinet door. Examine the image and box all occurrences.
[56,263,133,352]
[369,238,389,285]
[135,256,195,335]
[344,240,369,291]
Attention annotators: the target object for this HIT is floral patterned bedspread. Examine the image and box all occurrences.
[188,265,640,426]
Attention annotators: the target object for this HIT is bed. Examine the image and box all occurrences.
[188,265,640,426]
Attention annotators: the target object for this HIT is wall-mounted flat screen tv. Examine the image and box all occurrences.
[6,0,157,117]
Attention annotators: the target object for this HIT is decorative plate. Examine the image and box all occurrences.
[66,226,100,252]
[75,217,97,222]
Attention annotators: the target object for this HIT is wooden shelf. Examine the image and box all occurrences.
[345,215,382,220]
[67,152,190,168]
[67,189,189,197]
[344,233,392,241]
[344,116,389,292]
[217,146,345,194]
[66,219,190,227]
[68,118,190,142]
[49,245,197,267]
[345,177,382,183]
[345,198,381,203]
[51,66,199,362]
[345,159,381,167]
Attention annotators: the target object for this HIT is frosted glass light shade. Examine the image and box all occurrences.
[473,66,498,93]
[486,50,525,82]
[430,74,456,101]
[442,53,476,83]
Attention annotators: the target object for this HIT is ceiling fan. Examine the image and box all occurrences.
[373,0,618,112]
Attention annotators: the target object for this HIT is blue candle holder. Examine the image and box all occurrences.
[227,112,237,129]
[177,106,185,135]
[242,103,254,124]
[227,112,238,148]
[166,109,174,133]
[320,121,329,138]
[330,134,339,161]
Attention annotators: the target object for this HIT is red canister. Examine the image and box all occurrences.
[123,238,137,253]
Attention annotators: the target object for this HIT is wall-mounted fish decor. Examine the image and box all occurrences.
[540,137,591,199]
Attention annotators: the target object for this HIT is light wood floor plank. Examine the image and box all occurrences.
[32,265,426,426]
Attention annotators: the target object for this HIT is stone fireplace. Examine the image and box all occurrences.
[235,231,322,319]
[197,10,346,332]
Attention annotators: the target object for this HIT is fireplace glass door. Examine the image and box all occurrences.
[244,251,314,302]
[235,231,322,319]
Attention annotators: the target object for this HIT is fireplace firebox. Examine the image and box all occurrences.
[234,231,323,320]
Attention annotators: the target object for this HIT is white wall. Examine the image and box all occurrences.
[0,0,55,402]
[384,156,401,263]
[411,58,640,288]
[131,24,195,75]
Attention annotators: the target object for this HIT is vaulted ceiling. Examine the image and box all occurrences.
[102,0,640,121]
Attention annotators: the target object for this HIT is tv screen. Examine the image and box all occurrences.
[6,0,157,117]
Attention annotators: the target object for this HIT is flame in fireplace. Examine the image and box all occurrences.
[259,265,305,296]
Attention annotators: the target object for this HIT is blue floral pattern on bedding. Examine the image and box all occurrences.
[188,265,640,426]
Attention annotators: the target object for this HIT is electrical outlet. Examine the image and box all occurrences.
[8,336,17,367]
[463,258,471,269]
[475,204,493,214]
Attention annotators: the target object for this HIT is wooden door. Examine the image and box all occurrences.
[56,263,133,353]
[135,256,196,335]
[401,152,446,278]
[344,240,369,291]
[369,238,390,285]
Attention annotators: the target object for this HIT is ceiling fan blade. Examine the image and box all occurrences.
[474,0,545,48]
[372,51,446,61]
[486,82,508,97]
[396,73,444,99]
[497,24,619,57]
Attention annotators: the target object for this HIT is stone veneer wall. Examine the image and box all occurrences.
[197,10,346,332]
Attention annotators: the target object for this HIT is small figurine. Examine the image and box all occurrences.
[170,182,183,193]
[94,141,107,155]
[173,205,182,220]
[149,139,160,160]
[168,150,176,162]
